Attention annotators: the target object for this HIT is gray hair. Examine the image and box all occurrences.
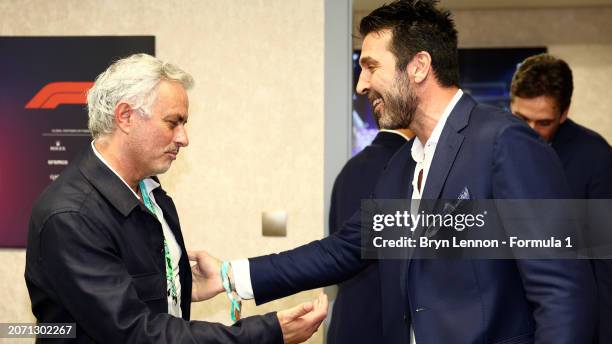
[87,53,194,139]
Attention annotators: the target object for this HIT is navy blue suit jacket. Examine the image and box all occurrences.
[249,94,597,343]
[327,131,409,344]
[551,119,612,199]
[551,118,612,343]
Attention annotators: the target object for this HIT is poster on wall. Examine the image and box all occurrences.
[0,36,155,248]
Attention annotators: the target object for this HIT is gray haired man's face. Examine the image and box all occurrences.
[127,80,190,176]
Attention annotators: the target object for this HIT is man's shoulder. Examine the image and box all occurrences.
[472,103,524,127]
[464,103,532,142]
[31,162,98,226]
[343,134,406,172]
[559,119,611,154]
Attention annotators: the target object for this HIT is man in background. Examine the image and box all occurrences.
[25,53,326,343]
[328,119,412,343]
[511,53,612,343]
[510,53,612,198]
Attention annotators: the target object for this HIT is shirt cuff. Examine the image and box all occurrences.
[230,259,254,299]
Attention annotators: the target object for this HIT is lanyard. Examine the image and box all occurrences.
[139,180,179,306]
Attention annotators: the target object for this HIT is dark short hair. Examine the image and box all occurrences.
[511,53,573,114]
[359,0,459,87]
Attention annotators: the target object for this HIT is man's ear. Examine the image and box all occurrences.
[411,51,432,84]
[114,102,134,134]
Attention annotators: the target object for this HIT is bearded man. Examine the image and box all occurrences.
[193,1,597,343]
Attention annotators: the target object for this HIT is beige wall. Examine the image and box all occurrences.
[0,0,325,343]
[355,6,612,142]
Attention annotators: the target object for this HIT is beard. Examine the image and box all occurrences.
[369,72,417,130]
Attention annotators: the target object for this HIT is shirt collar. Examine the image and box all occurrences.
[142,177,160,198]
[411,89,463,163]
[380,129,412,141]
[90,141,159,200]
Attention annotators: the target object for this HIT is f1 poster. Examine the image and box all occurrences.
[0,36,155,247]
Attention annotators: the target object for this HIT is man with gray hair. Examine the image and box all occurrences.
[25,53,327,343]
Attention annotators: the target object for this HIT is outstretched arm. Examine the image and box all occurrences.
[188,250,329,344]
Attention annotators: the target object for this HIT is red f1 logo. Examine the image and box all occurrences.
[25,82,93,109]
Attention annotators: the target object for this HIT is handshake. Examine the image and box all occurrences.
[188,251,328,344]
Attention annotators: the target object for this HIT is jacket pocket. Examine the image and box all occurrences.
[131,272,166,302]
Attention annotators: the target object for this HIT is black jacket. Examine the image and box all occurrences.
[327,131,409,344]
[25,146,282,343]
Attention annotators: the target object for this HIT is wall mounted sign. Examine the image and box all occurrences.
[0,36,155,247]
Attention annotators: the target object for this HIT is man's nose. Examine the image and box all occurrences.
[175,126,189,147]
[356,72,369,95]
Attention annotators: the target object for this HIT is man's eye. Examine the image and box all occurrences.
[538,121,552,126]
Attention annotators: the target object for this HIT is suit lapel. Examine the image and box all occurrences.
[422,94,475,200]
[401,94,476,302]
[422,132,464,200]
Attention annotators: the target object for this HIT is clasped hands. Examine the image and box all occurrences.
[188,251,328,344]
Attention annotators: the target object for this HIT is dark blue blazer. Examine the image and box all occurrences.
[327,131,409,344]
[551,118,612,199]
[249,94,597,343]
[551,119,612,343]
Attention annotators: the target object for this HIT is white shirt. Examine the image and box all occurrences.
[230,89,465,317]
[91,142,183,317]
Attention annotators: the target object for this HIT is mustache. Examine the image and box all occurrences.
[165,147,179,154]
[368,91,383,105]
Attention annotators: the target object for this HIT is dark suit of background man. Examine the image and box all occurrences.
[510,53,612,344]
[327,129,413,344]
[25,53,327,343]
[195,1,597,343]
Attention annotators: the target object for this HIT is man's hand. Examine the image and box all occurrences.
[277,293,328,344]
[188,250,225,302]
